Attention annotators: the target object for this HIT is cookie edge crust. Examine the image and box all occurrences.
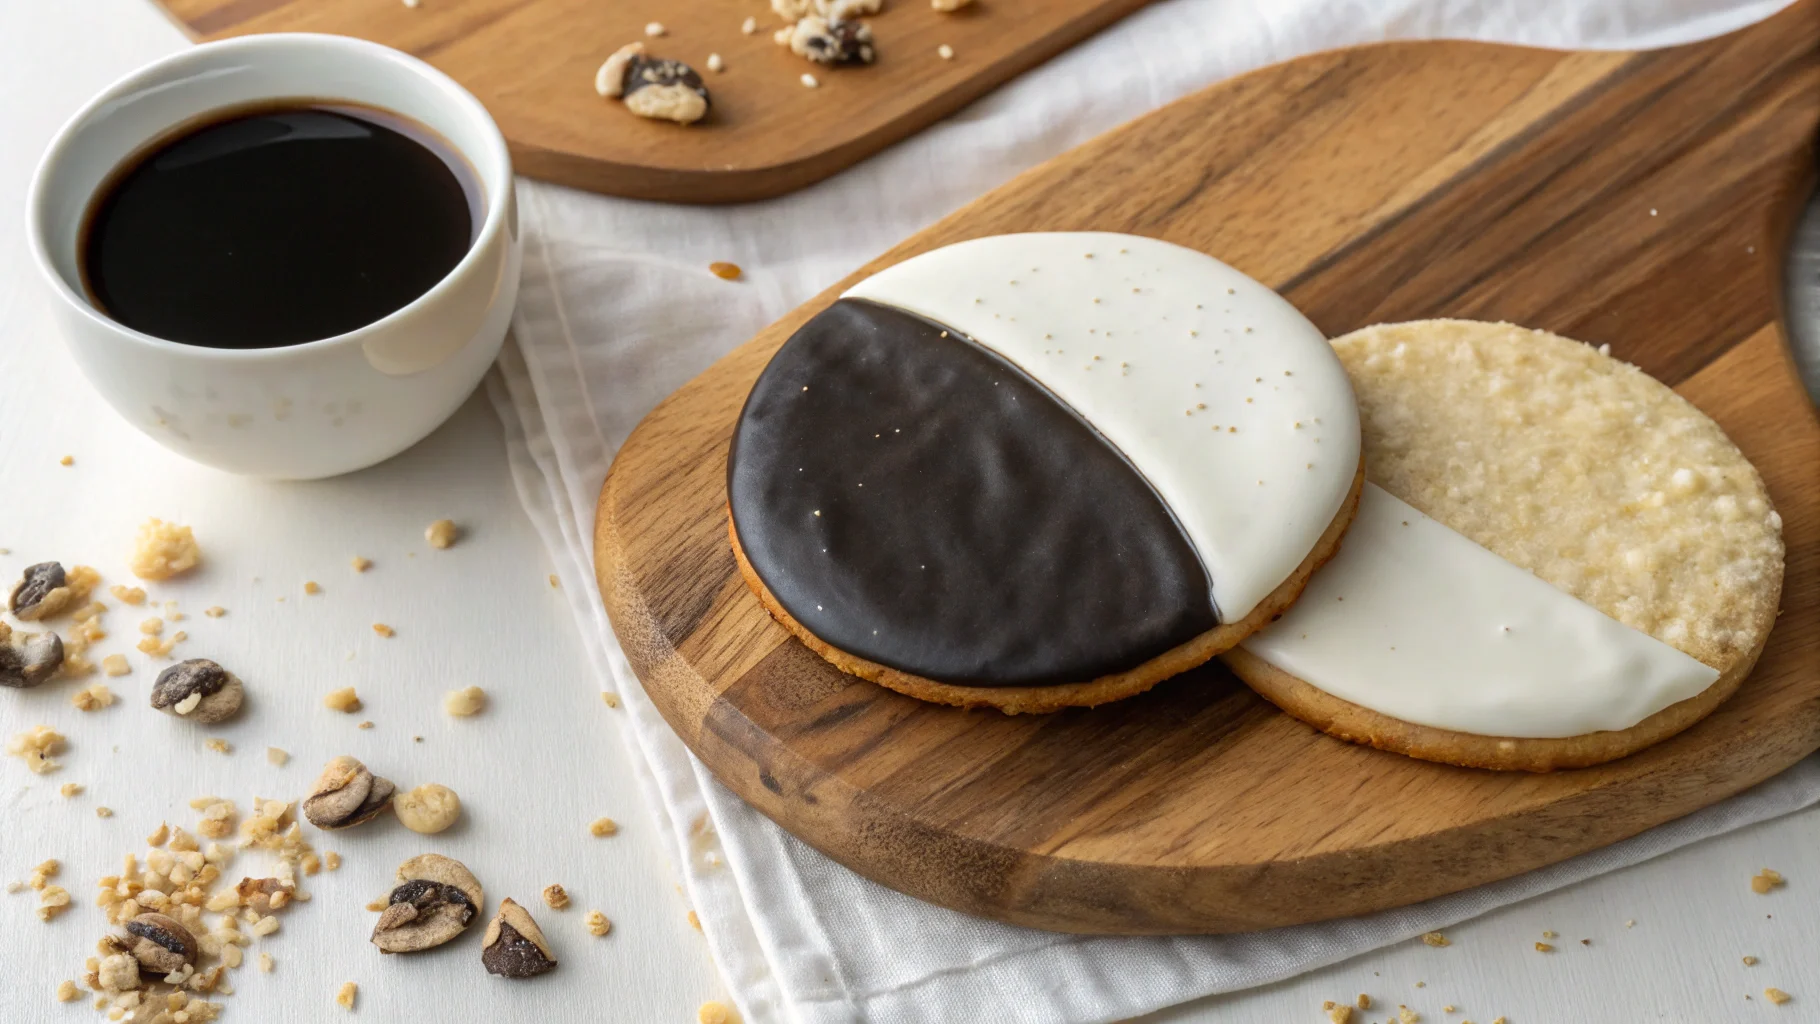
[1222,618,1772,772]
[729,458,1364,714]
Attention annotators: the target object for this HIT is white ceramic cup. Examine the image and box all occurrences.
[28,34,521,480]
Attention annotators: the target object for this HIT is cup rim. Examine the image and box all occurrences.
[25,32,514,362]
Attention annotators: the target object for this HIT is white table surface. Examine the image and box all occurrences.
[4,2,1819,1023]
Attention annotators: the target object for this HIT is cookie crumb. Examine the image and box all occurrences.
[336,981,357,1010]
[95,806,112,818]
[350,557,372,572]
[425,519,460,549]
[698,1002,731,1024]
[938,43,954,59]
[70,682,114,711]
[801,72,819,88]
[1326,1003,1353,1023]
[1752,868,1785,894]
[56,979,78,1001]
[259,952,274,972]
[303,581,321,595]
[267,747,289,766]
[1534,941,1555,952]
[1766,988,1792,1005]
[585,910,611,936]
[645,20,666,36]
[206,738,232,754]
[109,584,146,605]
[1541,929,1557,939]
[7,724,64,774]
[688,910,701,931]
[59,455,73,466]
[707,53,725,73]
[590,817,618,837]
[130,518,201,580]
[324,687,362,713]
[601,691,621,708]
[1421,932,1449,947]
[543,884,570,910]
[444,686,486,717]
[1398,1008,1420,1024]
[59,782,82,797]
[1358,994,1372,1010]
[372,623,394,638]
[709,261,742,281]
[357,720,374,730]
[741,15,758,33]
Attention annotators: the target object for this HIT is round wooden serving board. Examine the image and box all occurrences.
[152,0,1149,203]
[596,2,1820,934]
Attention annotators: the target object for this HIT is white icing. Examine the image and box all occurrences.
[844,232,1360,622]
[1240,484,1720,738]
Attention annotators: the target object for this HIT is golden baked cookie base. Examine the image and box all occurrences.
[731,461,1364,714]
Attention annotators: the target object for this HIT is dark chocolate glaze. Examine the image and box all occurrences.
[727,298,1217,687]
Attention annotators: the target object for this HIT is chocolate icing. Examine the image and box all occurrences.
[727,298,1217,687]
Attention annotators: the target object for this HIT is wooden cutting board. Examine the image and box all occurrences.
[151,0,1149,202]
[594,2,1820,933]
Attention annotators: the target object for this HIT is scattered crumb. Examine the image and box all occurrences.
[1358,994,1372,1010]
[1535,941,1555,953]
[931,0,974,8]
[586,910,611,936]
[130,518,201,580]
[1541,929,1557,939]
[707,52,725,72]
[688,910,701,931]
[109,585,145,605]
[403,0,420,7]
[140,617,164,636]
[56,979,79,1001]
[102,654,129,676]
[137,635,176,658]
[601,691,621,708]
[645,20,666,36]
[59,782,82,797]
[259,953,274,973]
[203,605,226,618]
[1399,1008,1420,1024]
[324,687,362,713]
[1421,932,1449,947]
[1626,919,1635,928]
[1752,868,1785,894]
[303,581,321,595]
[543,884,570,910]
[7,725,64,774]
[372,623,395,638]
[59,455,73,466]
[95,806,112,818]
[325,851,341,871]
[357,721,373,730]
[206,738,232,754]
[741,15,757,34]
[1442,1007,1455,1014]
[938,43,954,59]
[351,557,372,572]
[801,72,818,88]
[709,261,742,281]
[70,683,115,711]
[444,686,486,717]
[425,519,460,549]
[1766,988,1792,1005]
[1746,955,1761,965]
[1323,1003,1353,1023]
[37,884,70,920]
[590,817,619,837]
[698,1002,731,1024]
[267,747,289,766]
[336,981,357,1010]
[548,574,560,588]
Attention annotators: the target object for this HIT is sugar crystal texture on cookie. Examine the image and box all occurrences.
[728,232,1362,710]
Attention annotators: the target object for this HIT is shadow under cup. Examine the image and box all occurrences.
[29,33,521,480]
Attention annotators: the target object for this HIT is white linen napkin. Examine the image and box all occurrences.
[485,1,1805,1020]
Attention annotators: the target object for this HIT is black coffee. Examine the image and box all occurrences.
[81,101,480,349]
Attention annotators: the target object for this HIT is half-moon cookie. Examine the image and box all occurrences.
[728,232,1364,713]
[1225,320,1785,771]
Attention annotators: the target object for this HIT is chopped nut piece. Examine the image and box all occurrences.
[56,979,79,1001]
[205,738,233,756]
[324,687,362,712]
[236,877,296,914]
[709,261,742,281]
[70,682,114,710]
[60,782,82,797]
[1398,1008,1420,1024]
[109,585,146,605]
[1746,955,1761,965]
[585,910,611,936]
[601,691,620,708]
[393,783,462,834]
[96,806,113,818]
[548,574,560,588]
[589,817,618,837]
[151,660,244,724]
[102,654,130,677]
[698,1002,731,1024]
[304,756,396,830]
[7,724,64,773]
[325,851,341,871]
[542,884,570,910]
[203,606,226,618]
[1358,994,1372,1010]
[1420,932,1449,947]
[10,562,74,621]
[1766,988,1792,1005]
[1752,868,1785,894]
[1534,941,1555,952]
[371,624,394,639]
[371,854,483,953]
[0,622,64,688]
[443,686,486,716]
[597,43,712,124]
[688,910,701,931]
[1327,1004,1353,1024]
[267,747,289,767]
[357,720,374,730]
[425,519,460,549]
[148,822,170,847]
[336,982,357,1010]
[258,952,274,972]
[130,519,201,580]
[483,898,558,977]
[787,16,874,65]
[137,635,176,658]
[303,581,321,595]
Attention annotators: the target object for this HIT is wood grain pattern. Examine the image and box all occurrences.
[151,0,1149,202]
[595,1,1820,933]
